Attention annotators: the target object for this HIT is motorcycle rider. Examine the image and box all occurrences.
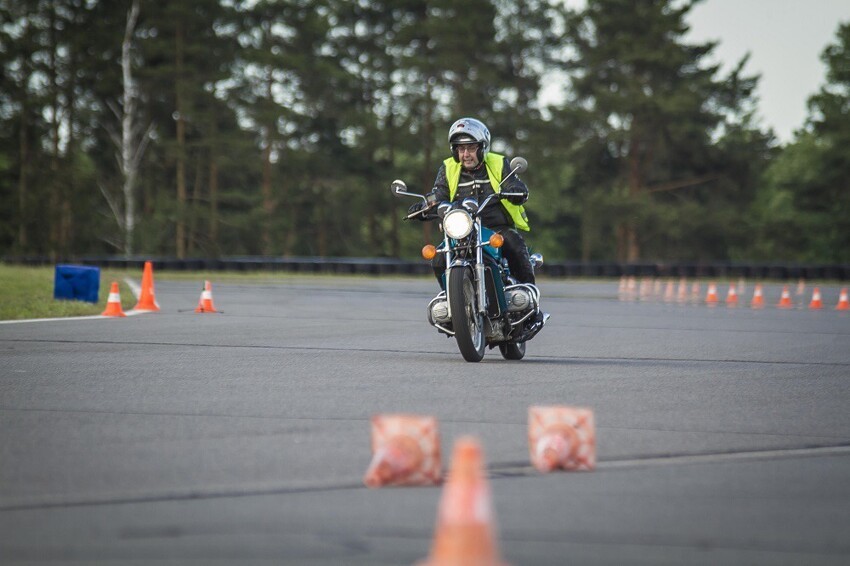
[409,117,536,283]
[409,117,546,333]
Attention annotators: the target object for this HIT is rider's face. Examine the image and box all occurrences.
[456,143,480,169]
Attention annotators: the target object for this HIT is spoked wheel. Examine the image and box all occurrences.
[499,340,526,360]
[448,266,486,362]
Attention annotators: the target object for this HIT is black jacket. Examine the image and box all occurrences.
[429,156,528,231]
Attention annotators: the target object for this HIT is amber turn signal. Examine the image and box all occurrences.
[488,233,504,248]
[422,244,437,260]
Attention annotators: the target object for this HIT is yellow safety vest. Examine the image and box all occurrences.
[444,152,530,231]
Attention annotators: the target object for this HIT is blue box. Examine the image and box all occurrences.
[54,265,100,303]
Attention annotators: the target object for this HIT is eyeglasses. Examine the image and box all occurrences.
[455,144,479,155]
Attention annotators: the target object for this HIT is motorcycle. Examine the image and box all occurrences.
[391,156,547,362]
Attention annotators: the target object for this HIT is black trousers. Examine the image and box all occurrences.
[431,227,535,285]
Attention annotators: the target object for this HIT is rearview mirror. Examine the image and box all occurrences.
[391,179,408,197]
[510,157,528,174]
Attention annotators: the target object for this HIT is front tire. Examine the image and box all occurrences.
[448,267,486,362]
[499,341,526,360]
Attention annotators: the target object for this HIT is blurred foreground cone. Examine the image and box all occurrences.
[417,437,507,566]
[837,288,850,310]
[101,281,126,317]
[363,414,441,488]
[195,280,218,313]
[528,406,596,472]
[705,282,719,305]
[777,285,793,308]
[808,287,824,310]
[132,261,160,312]
[725,283,738,307]
[751,283,765,308]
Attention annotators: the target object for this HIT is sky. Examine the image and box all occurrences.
[685,0,850,143]
[556,0,850,144]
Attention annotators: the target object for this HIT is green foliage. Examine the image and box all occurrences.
[749,23,850,264]
[0,0,847,264]
[0,264,135,320]
[558,0,772,261]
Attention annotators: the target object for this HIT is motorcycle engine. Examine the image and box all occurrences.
[430,300,451,323]
[505,288,534,312]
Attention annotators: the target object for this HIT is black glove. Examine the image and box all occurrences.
[408,201,426,215]
[505,186,528,205]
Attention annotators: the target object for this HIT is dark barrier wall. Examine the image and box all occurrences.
[3,256,849,281]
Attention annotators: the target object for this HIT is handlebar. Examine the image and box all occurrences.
[407,191,525,221]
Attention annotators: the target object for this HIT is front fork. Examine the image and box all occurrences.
[444,219,488,317]
[474,218,487,314]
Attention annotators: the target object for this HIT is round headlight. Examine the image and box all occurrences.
[443,209,473,239]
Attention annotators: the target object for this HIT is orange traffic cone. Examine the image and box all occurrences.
[417,437,507,566]
[639,277,651,300]
[705,282,719,305]
[777,285,793,308]
[528,406,596,473]
[132,261,160,312]
[663,280,674,302]
[751,283,765,308]
[808,287,824,310]
[837,288,850,311]
[195,280,217,313]
[725,283,738,307]
[677,278,688,303]
[363,414,441,488]
[653,279,662,298]
[627,276,637,297]
[101,281,126,317]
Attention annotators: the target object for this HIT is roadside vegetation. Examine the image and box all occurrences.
[0,264,139,321]
[0,263,431,321]
[3,2,849,265]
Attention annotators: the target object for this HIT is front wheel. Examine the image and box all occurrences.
[448,267,486,362]
[499,341,526,360]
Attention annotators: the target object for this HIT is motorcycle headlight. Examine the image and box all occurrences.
[443,209,473,239]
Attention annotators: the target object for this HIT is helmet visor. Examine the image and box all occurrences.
[450,133,478,146]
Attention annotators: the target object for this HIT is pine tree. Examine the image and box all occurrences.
[756,23,850,263]
[136,0,240,258]
[560,0,762,261]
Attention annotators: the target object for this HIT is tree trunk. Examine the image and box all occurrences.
[209,149,219,254]
[387,103,399,258]
[626,129,643,262]
[580,206,594,262]
[317,184,327,256]
[48,4,61,259]
[15,15,32,250]
[420,79,435,244]
[175,20,187,259]
[261,125,274,255]
[121,0,141,256]
[188,155,202,254]
[17,100,29,250]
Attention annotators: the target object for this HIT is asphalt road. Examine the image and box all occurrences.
[1,276,849,565]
